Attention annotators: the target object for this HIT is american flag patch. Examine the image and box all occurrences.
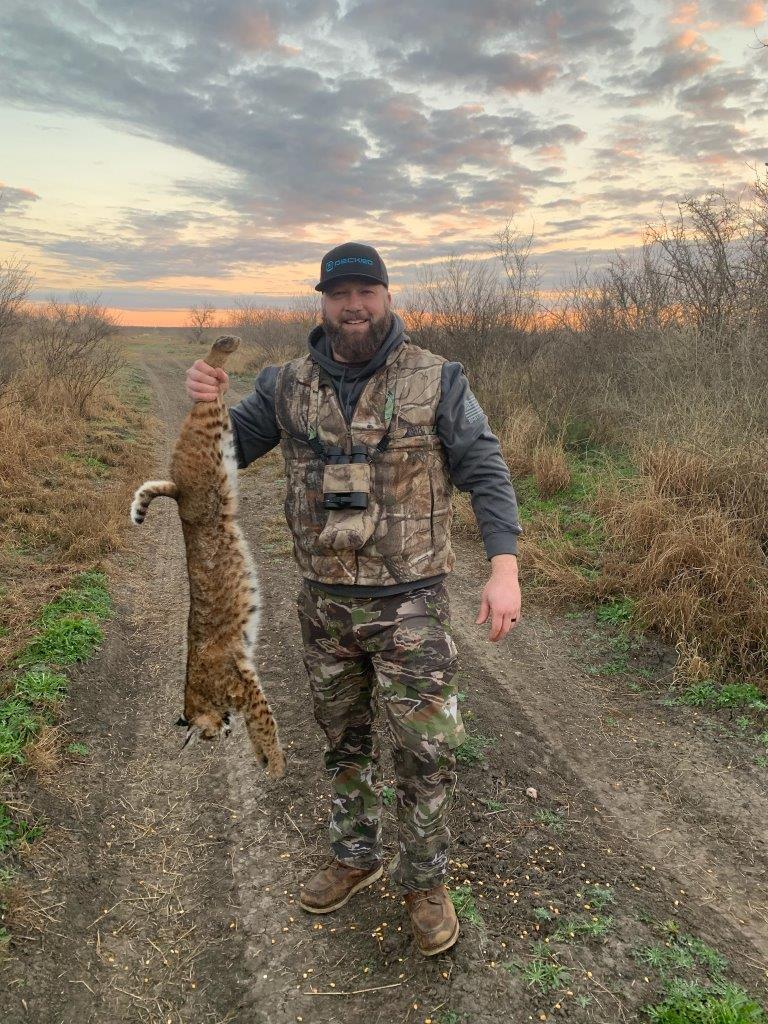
[464,389,484,424]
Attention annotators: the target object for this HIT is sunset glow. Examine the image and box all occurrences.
[1,1,766,325]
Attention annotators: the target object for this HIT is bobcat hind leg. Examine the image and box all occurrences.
[235,658,286,779]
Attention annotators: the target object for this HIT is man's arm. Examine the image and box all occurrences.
[435,362,523,642]
[227,366,281,468]
[185,360,281,468]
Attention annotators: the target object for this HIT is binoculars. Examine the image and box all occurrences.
[323,444,370,510]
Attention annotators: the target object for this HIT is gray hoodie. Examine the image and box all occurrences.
[229,312,522,595]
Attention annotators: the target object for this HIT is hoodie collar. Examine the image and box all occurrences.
[307,311,407,382]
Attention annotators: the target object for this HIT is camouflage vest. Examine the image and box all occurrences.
[274,340,455,587]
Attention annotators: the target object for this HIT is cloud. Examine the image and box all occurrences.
[0,3,586,244]
[0,182,41,212]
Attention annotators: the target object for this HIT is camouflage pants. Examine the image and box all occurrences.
[297,580,466,892]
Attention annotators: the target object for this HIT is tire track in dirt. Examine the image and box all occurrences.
[448,551,768,961]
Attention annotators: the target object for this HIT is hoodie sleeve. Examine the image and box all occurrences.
[228,365,281,469]
[435,361,522,558]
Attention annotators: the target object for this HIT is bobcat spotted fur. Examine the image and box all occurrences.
[131,335,285,778]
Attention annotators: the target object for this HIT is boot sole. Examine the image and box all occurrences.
[416,918,460,957]
[299,864,384,915]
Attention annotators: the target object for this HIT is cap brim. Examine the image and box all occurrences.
[315,273,387,292]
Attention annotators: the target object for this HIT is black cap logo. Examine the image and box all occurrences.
[316,242,388,292]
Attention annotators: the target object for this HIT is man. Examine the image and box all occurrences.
[186,242,522,956]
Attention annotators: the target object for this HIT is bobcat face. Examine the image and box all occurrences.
[176,710,232,748]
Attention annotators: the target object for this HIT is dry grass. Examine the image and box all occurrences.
[532,445,571,498]
[0,358,153,665]
[596,439,768,684]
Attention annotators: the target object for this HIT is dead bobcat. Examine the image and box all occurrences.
[131,335,285,778]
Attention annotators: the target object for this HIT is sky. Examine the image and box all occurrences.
[0,0,766,325]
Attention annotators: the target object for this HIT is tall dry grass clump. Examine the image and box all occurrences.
[0,274,152,664]
[596,436,768,683]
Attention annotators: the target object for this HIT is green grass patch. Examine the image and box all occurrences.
[0,806,43,856]
[381,785,396,807]
[675,681,768,712]
[449,884,482,925]
[17,617,103,667]
[597,596,637,629]
[644,979,766,1023]
[455,732,492,765]
[509,957,572,993]
[67,741,90,757]
[16,571,111,668]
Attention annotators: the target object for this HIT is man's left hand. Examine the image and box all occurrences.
[476,554,521,642]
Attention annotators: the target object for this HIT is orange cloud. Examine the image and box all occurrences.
[670,2,700,25]
[741,1,766,26]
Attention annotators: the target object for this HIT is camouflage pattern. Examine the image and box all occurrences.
[297,579,466,891]
[275,341,455,587]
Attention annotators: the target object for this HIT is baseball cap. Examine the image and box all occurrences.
[315,242,389,292]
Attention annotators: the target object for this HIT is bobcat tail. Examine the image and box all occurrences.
[131,480,179,524]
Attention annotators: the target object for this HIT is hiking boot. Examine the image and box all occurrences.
[404,884,460,956]
[299,858,383,914]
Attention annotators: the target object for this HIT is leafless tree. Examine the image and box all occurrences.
[187,302,217,344]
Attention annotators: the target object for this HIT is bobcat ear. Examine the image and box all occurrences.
[175,715,189,727]
[181,726,199,750]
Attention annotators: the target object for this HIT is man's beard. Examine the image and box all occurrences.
[323,310,392,363]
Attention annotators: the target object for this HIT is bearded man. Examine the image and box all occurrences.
[185,241,522,956]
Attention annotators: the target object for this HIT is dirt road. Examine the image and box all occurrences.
[4,345,767,1023]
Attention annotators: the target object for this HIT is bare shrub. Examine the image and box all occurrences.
[21,294,123,415]
[401,223,541,425]
[226,300,313,369]
[533,445,571,498]
[0,258,33,398]
[187,302,217,344]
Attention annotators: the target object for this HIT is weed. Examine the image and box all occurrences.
[381,785,396,807]
[596,596,636,629]
[533,906,554,922]
[644,978,766,1023]
[15,670,68,706]
[435,1013,464,1024]
[513,957,572,993]
[554,915,612,941]
[455,733,491,765]
[755,755,768,768]
[636,933,727,979]
[575,994,593,1008]
[586,884,616,911]
[0,805,43,855]
[638,942,696,973]
[449,884,482,925]
[758,731,768,749]
[67,742,90,757]
[481,797,504,812]
[534,808,566,834]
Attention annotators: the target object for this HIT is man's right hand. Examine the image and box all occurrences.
[186,360,230,402]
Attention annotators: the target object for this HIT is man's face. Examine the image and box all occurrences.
[321,278,392,362]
